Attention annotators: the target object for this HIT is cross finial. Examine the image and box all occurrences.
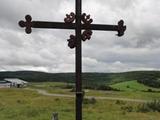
[19,15,32,34]
[117,20,126,36]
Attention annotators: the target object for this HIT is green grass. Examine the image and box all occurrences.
[111,80,160,91]
[0,88,160,120]
[28,82,160,100]
[0,88,75,120]
[28,82,73,95]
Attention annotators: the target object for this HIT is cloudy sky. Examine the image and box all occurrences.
[0,0,160,73]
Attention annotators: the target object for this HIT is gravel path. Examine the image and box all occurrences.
[26,88,149,103]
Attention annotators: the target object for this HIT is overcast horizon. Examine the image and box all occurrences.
[0,0,160,73]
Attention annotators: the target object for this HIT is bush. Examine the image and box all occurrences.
[121,106,133,112]
[83,84,120,91]
[70,87,76,92]
[137,104,150,113]
[54,98,60,101]
[126,85,130,88]
[137,100,160,112]
[97,85,115,91]
[137,77,160,88]
[147,89,153,92]
[83,97,96,104]
[65,84,74,89]
[115,100,126,105]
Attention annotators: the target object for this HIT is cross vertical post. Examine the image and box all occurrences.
[75,0,82,120]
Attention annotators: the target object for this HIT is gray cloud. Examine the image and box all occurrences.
[0,0,160,72]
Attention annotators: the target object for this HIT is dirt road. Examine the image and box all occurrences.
[26,88,149,103]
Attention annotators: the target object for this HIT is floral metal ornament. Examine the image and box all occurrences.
[64,12,75,23]
[19,15,32,34]
[65,12,93,48]
[81,13,93,41]
[67,35,76,49]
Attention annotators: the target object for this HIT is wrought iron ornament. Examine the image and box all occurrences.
[19,15,32,34]
[81,13,93,41]
[19,15,126,49]
[67,35,76,48]
[117,20,126,36]
[64,12,75,23]
[65,12,93,48]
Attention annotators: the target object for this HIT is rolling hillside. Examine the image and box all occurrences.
[0,71,160,88]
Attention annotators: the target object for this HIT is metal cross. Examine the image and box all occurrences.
[18,0,126,120]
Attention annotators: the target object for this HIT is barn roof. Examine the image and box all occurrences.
[0,80,11,84]
[4,78,28,84]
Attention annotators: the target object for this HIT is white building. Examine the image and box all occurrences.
[0,78,28,88]
[0,81,11,88]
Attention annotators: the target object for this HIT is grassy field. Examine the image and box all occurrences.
[111,80,160,91]
[0,82,160,120]
[28,82,160,100]
[0,88,74,120]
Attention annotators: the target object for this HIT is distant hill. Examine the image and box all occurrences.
[0,70,160,88]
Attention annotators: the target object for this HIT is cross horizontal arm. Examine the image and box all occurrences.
[19,15,126,36]
[32,21,75,29]
[89,24,118,31]
[19,21,126,36]
[32,21,118,31]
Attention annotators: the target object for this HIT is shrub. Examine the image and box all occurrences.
[137,100,160,112]
[65,84,74,89]
[70,87,76,92]
[83,97,96,104]
[126,85,130,88]
[147,89,153,92]
[115,100,126,105]
[137,104,150,113]
[54,98,60,101]
[121,106,133,112]
[83,84,120,91]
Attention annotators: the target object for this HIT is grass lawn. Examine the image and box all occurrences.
[29,82,73,95]
[28,82,160,100]
[0,88,74,120]
[0,88,160,120]
[110,80,160,91]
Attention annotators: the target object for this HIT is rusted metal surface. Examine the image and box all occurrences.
[64,12,75,23]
